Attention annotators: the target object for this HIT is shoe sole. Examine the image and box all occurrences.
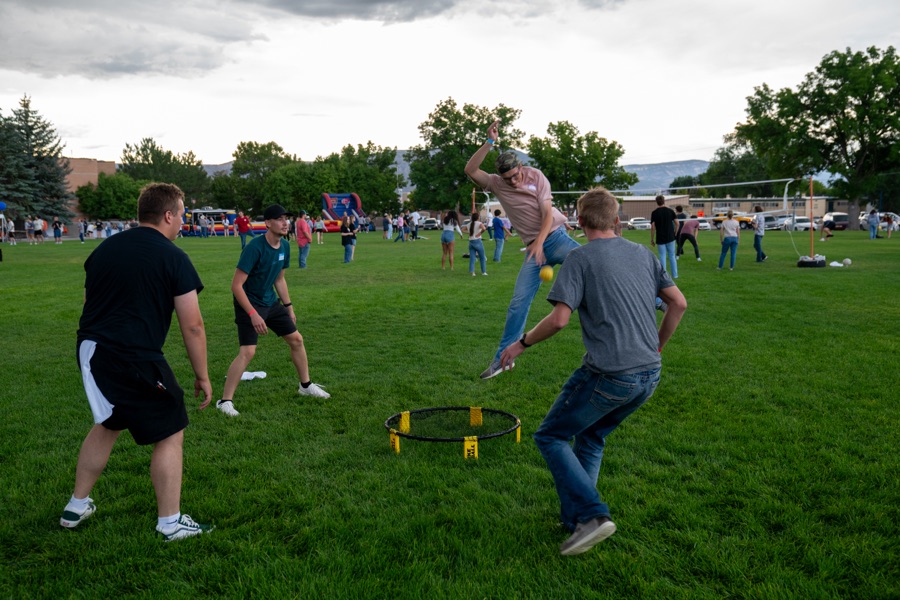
[216,402,239,417]
[60,508,95,529]
[480,363,514,380]
[560,521,617,556]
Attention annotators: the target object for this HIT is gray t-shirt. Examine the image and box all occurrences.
[547,236,674,375]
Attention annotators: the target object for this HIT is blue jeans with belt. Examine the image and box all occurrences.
[494,227,580,361]
[534,366,660,531]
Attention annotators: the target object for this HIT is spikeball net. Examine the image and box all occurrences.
[384,406,521,459]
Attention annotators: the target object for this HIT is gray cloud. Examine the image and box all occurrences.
[0,0,620,78]
[0,1,263,78]
[249,0,454,21]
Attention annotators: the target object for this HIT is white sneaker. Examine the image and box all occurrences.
[157,514,213,542]
[60,499,96,528]
[216,399,240,417]
[697,258,702,261]
[298,382,330,399]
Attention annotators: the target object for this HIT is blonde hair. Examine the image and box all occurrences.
[577,187,619,231]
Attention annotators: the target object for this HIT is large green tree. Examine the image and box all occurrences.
[119,138,209,203]
[698,135,775,198]
[1,96,73,219]
[736,46,900,204]
[230,141,296,215]
[0,109,31,214]
[323,142,403,216]
[75,172,147,219]
[406,98,524,213]
[526,120,637,214]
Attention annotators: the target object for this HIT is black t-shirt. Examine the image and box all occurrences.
[78,227,203,361]
[651,207,678,244]
[674,212,687,236]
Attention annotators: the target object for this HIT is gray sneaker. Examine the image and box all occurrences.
[156,514,214,542]
[559,516,616,556]
[479,359,514,380]
[60,499,96,529]
[298,382,330,399]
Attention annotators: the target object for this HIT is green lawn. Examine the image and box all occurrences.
[1,228,897,599]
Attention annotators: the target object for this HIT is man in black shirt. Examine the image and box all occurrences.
[61,183,214,542]
[650,195,678,279]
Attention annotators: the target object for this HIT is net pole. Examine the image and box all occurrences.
[809,177,814,257]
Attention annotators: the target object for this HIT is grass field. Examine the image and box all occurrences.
[1,227,897,599]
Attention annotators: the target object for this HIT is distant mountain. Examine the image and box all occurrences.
[203,162,233,177]
[203,155,710,194]
[621,160,709,192]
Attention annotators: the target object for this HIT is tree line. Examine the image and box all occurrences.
[3,45,897,223]
[669,46,899,212]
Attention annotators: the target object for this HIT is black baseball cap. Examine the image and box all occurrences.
[263,204,293,220]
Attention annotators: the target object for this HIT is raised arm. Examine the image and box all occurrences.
[464,120,499,189]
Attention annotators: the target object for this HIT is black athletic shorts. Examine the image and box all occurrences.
[233,300,297,346]
[78,340,188,445]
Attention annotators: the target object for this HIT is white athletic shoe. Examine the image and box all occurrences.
[298,382,330,399]
[157,514,213,542]
[216,399,240,417]
[60,499,96,529]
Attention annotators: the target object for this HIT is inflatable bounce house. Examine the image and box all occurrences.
[321,193,363,233]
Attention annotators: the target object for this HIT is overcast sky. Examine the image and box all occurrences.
[0,0,897,166]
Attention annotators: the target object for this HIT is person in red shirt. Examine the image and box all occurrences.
[296,210,313,268]
[235,211,255,248]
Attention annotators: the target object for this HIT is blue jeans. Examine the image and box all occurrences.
[719,237,738,269]
[469,239,486,274]
[494,227,580,360]
[753,234,766,262]
[869,224,878,239]
[493,238,505,262]
[239,230,255,248]
[656,240,677,278]
[534,366,660,531]
[394,229,405,242]
[298,244,310,268]
[343,244,352,263]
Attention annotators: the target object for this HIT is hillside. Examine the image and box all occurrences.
[203,155,711,194]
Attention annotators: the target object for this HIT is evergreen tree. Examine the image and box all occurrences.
[0,111,32,215]
[11,96,73,222]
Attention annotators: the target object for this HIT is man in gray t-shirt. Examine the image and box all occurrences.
[500,187,686,557]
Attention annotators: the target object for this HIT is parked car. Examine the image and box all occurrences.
[751,215,780,230]
[421,218,440,230]
[773,215,792,229]
[697,220,712,231]
[711,211,754,229]
[782,216,817,231]
[626,217,651,230]
[822,212,850,230]
[858,211,900,231]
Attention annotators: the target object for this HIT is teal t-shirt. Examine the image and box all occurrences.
[236,234,290,307]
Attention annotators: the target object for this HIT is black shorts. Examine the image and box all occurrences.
[234,300,297,346]
[78,340,188,445]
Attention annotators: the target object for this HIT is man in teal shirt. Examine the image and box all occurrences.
[217,204,330,417]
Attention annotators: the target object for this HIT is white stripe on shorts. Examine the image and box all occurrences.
[78,340,114,424]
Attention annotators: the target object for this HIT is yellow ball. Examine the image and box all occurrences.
[540,265,554,282]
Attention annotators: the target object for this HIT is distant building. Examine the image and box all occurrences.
[65,157,117,218]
